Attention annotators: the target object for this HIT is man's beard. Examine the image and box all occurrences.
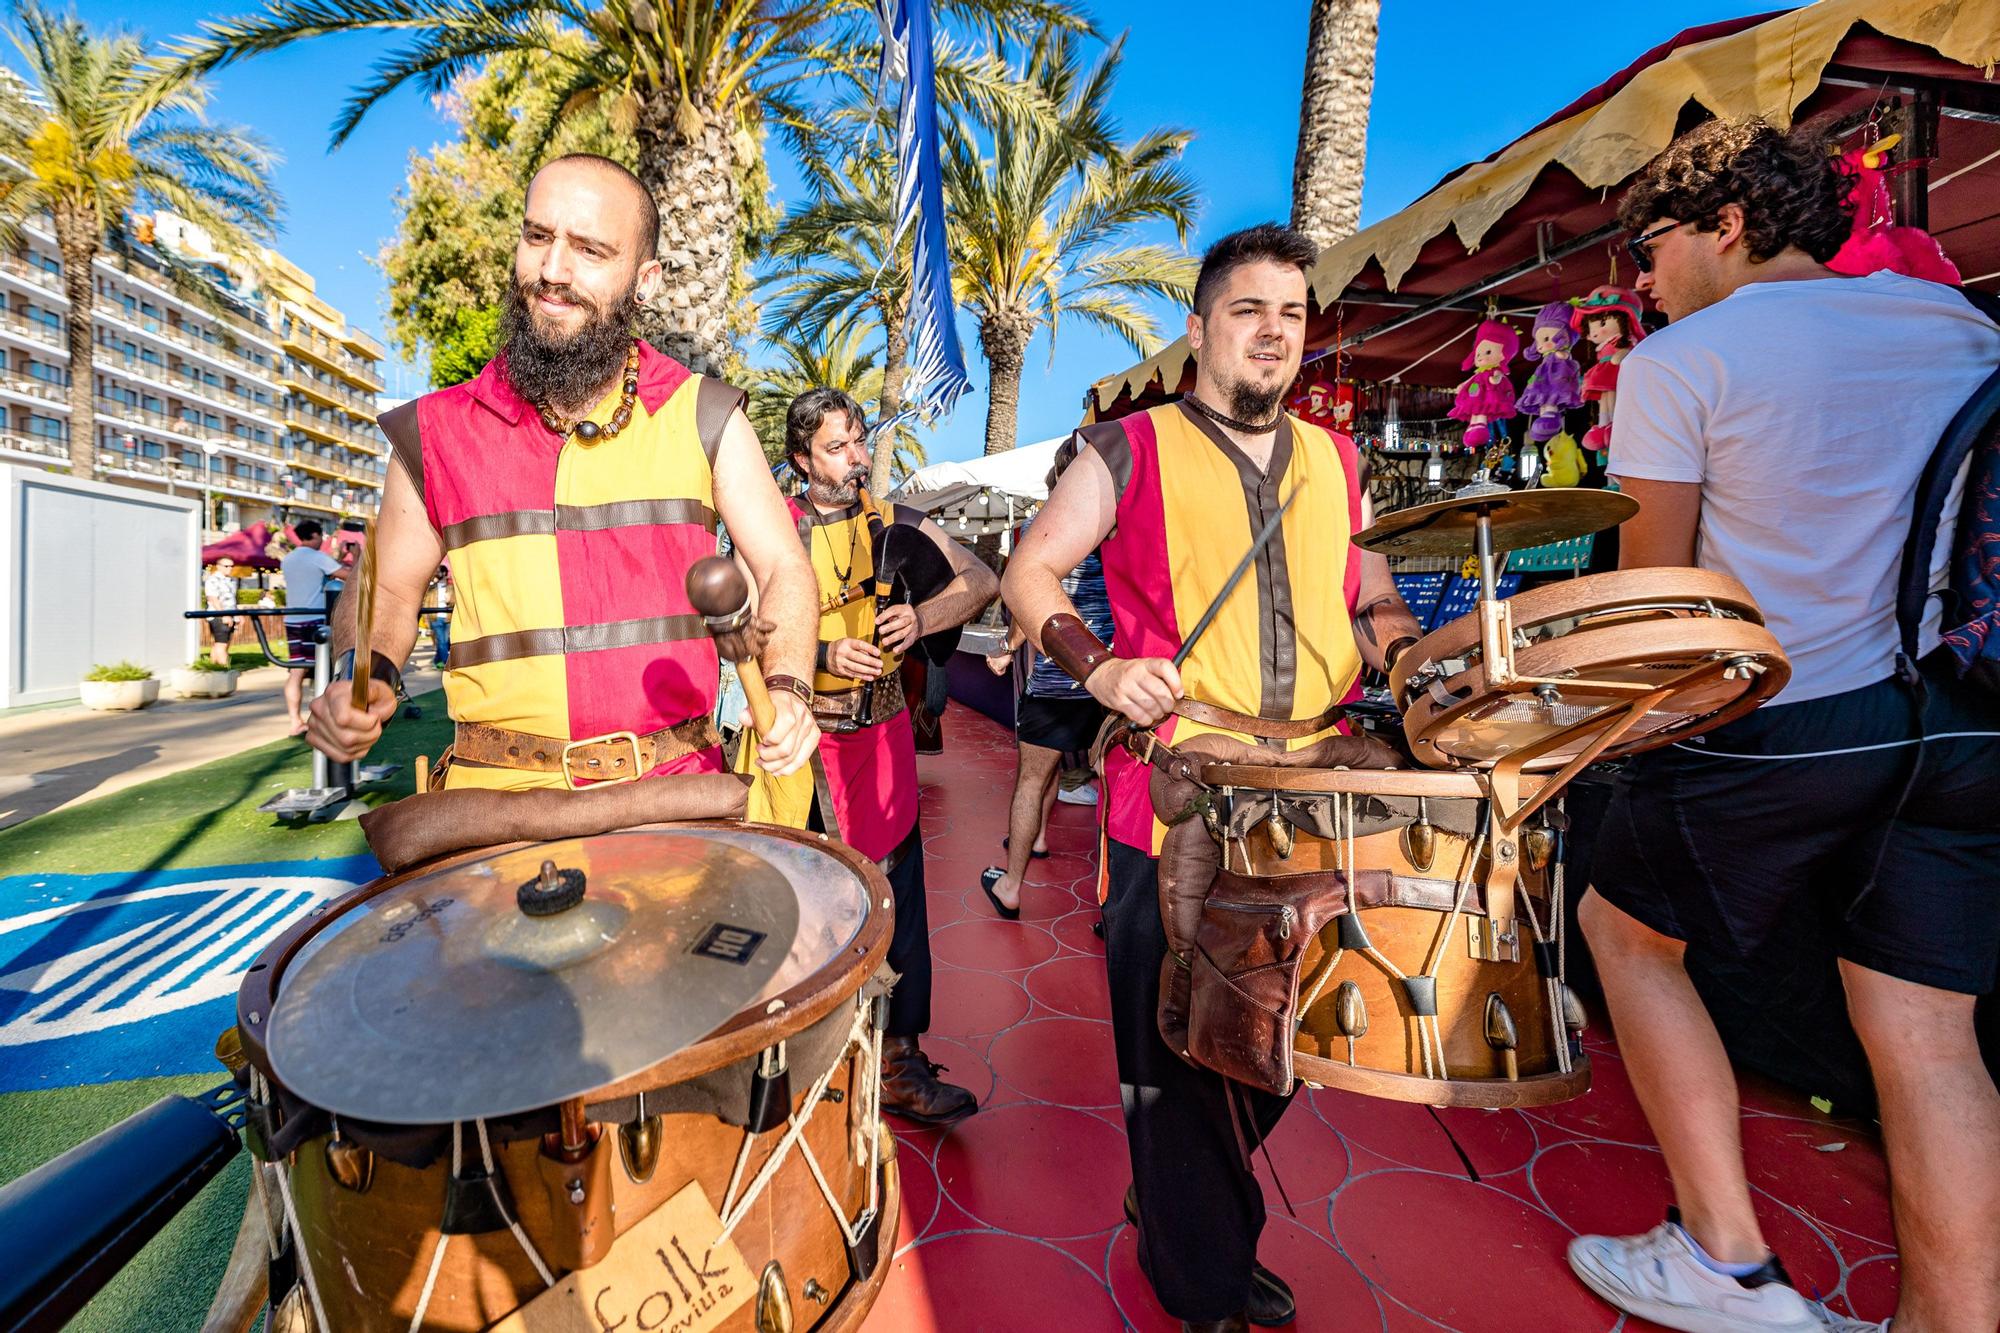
[1225,376,1285,424]
[808,465,868,509]
[500,276,640,413]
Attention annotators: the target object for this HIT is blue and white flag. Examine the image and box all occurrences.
[876,0,972,424]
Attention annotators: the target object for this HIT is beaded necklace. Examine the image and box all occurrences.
[532,342,642,442]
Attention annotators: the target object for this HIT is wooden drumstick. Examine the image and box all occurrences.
[685,556,777,735]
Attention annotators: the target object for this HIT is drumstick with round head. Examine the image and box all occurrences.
[1334,980,1368,1067]
[686,556,776,735]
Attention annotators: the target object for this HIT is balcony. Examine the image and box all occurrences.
[282,367,379,419]
[0,430,70,466]
[0,306,65,350]
[281,322,384,392]
[95,447,287,503]
[94,299,274,384]
[286,406,383,454]
[94,345,283,433]
[287,444,381,489]
[288,482,379,516]
[0,254,64,294]
[0,367,70,408]
[94,396,285,464]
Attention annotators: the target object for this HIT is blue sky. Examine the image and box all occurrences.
[8,0,1763,457]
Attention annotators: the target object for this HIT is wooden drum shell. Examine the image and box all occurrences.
[240,822,897,1332]
[1201,768,1589,1109]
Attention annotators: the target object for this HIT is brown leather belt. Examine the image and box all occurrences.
[812,670,906,733]
[453,715,720,788]
[1171,697,1345,739]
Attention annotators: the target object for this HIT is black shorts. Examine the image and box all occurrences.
[1016,693,1105,758]
[210,618,235,645]
[1592,652,2000,994]
[285,620,324,665]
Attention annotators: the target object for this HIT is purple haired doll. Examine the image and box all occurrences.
[1517,302,1584,443]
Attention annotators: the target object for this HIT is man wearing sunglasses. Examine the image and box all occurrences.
[1563,119,2000,1333]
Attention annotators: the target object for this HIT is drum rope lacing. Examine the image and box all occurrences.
[716,992,885,1254]
[248,1067,330,1333]
[407,1120,557,1332]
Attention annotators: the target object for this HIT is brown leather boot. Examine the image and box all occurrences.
[880,1035,978,1126]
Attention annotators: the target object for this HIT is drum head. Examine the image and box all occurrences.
[267,829,804,1124]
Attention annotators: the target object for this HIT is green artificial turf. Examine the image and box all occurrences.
[0,1074,252,1333]
[0,691,459,1329]
[0,689,453,877]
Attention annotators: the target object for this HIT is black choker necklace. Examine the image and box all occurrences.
[1184,392,1283,435]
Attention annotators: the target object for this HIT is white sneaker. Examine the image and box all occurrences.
[1808,1310,1885,1332]
[1567,1215,1825,1332]
[1055,781,1098,806]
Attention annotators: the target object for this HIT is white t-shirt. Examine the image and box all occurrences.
[1608,271,2000,702]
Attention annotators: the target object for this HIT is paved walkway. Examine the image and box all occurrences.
[0,665,440,832]
[860,703,1898,1332]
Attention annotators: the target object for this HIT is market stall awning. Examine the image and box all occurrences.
[1089,0,2000,413]
[895,437,1066,502]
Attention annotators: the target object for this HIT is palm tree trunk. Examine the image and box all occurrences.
[53,202,99,481]
[978,308,1034,457]
[1290,0,1380,249]
[633,98,741,375]
[869,305,909,498]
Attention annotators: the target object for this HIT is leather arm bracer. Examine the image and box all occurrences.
[1038,613,1113,686]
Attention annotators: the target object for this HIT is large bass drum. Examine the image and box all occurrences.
[233,823,895,1333]
[1197,765,1588,1109]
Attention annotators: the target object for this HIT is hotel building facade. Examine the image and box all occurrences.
[0,210,387,537]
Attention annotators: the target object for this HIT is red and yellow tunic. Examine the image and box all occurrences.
[1082,400,1366,852]
[398,342,734,790]
[743,493,922,861]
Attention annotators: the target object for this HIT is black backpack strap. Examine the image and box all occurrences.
[1894,288,2000,676]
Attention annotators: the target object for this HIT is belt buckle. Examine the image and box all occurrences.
[562,730,642,790]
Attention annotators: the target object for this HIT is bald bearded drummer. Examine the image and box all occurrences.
[1002,224,1422,1333]
[748,388,999,1126]
[307,152,820,787]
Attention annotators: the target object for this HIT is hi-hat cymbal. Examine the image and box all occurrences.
[266,830,800,1124]
[1355,488,1638,557]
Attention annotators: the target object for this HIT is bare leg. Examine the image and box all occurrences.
[1578,891,1767,1262]
[284,668,308,734]
[992,743,1061,912]
[210,639,230,668]
[1035,764,1060,852]
[1841,960,2000,1333]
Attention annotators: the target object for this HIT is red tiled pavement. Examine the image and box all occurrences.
[860,703,1900,1331]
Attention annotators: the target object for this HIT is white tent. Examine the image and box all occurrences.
[893,436,1065,504]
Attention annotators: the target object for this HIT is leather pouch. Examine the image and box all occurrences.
[1186,866,1352,1096]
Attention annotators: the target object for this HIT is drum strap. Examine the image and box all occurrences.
[1171,697,1345,739]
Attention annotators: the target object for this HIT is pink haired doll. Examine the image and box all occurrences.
[1572,285,1646,461]
[1448,319,1520,449]
[1517,302,1584,443]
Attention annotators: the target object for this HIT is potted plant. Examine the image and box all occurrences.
[169,656,240,699]
[80,661,160,711]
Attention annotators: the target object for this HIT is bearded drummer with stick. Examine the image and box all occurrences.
[1002,223,1422,1333]
[306,153,820,830]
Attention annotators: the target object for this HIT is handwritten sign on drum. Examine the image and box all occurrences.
[489,1180,752,1333]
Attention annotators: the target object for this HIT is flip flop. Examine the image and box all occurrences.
[1001,836,1050,860]
[978,867,1021,921]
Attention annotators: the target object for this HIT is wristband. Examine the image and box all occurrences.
[813,641,830,674]
[334,650,407,702]
[765,673,814,708]
[1384,636,1419,674]
[1039,613,1114,686]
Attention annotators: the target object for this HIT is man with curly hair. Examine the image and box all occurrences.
[1566,118,2000,1333]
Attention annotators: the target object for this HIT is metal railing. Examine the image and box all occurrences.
[0,368,68,405]
[0,306,64,348]
[280,323,384,391]
[92,344,283,432]
[0,430,69,464]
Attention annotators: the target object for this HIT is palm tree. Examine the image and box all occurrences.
[761,141,913,497]
[944,32,1200,455]
[0,4,280,481]
[171,0,1084,378]
[1290,0,1379,248]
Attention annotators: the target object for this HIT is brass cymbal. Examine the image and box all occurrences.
[266,830,800,1124]
[1355,488,1639,557]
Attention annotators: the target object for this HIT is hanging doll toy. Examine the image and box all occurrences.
[1289,372,1357,433]
[1517,302,1585,444]
[1827,133,1961,284]
[1447,319,1520,451]
[1572,285,1647,463]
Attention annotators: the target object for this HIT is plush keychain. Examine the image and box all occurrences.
[1540,430,1584,488]
[1572,286,1646,462]
[1447,319,1520,450]
[1517,302,1585,443]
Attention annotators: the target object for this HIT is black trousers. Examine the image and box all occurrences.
[811,800,931,1037]
[1104,839,1291,1322]
[883,830,932,1036]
